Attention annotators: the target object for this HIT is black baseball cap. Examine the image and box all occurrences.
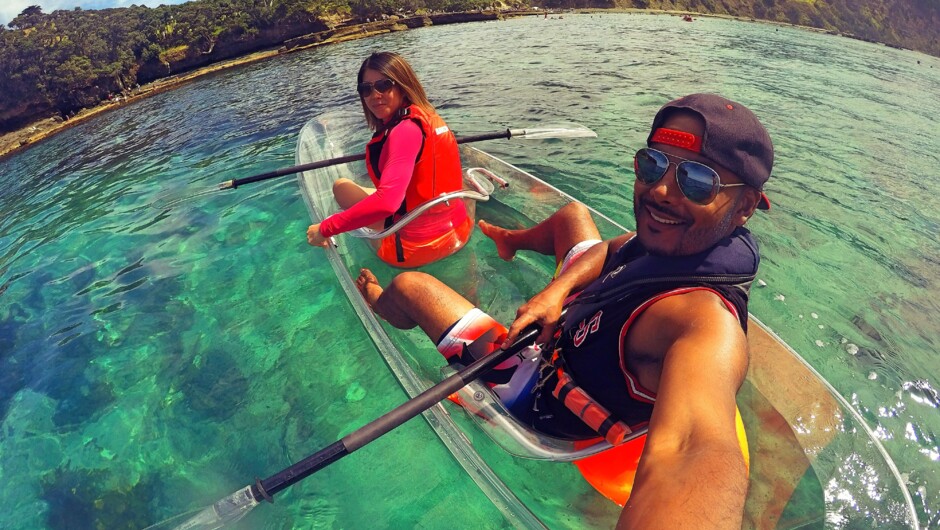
[648,93,773,210]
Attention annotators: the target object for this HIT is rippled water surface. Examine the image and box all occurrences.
[1,13,938,529]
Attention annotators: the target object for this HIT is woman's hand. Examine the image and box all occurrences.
[307,224,330,248]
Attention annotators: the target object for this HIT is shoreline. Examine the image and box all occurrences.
[0,46,288,162]
[0,25,370,163]
[0,11,501,162]
[0,9,916,162]
[0,10,523,162]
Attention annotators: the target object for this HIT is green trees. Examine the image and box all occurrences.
[8,5,46,29]
[0,0,339,131]
[349,0,398,19]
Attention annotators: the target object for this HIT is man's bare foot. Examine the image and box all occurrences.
[478,220,517,261]
[356,268,383,309]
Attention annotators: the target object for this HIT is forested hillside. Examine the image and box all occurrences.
[605,0,940,53]
[1,0,937,133]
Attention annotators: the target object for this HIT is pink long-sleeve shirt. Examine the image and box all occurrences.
[319,119,466,240]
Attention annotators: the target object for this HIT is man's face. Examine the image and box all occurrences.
[632,112,754,256]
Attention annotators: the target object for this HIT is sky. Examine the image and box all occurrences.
[1,0,191,26]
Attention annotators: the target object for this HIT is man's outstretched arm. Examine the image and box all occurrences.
[617,290,750,529]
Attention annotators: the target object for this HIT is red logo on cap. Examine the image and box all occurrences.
[650,128,702,153]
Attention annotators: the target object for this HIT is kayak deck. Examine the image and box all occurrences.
[296,112,919,529]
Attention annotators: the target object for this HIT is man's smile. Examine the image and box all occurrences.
[643,202,685,226]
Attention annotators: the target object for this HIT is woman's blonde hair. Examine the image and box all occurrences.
[358,51,436,131]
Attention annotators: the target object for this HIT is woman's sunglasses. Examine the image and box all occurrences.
[633,148,747,205]
[357,78,396,97]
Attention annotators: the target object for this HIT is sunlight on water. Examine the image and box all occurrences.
[1,12,937,529]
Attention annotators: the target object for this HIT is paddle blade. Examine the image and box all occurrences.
[150,486,259,530]
[509,124,597,140]
[149,187,218,210]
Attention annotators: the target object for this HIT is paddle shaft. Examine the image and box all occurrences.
[219,130,513,190]
[222,153,365,190]
[252,326,539,500]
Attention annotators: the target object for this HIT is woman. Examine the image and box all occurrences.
[306,51,472,268]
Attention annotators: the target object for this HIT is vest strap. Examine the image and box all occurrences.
[552,369,633,446]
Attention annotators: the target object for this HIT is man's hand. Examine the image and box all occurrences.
[502,234,628,349]
[502,283,568,348]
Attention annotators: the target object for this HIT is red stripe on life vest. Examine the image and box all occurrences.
[618,286,740,404]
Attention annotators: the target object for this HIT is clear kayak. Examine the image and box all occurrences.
[295,112,920,529]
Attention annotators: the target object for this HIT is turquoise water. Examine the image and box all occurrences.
[0,13,938,529]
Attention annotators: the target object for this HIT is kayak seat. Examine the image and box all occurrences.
[348,167,498,240]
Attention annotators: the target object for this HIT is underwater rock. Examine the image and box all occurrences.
[345,382,367,403]
[40,468,157,530]
[852,345,891,364]
[52,378,116,429]
[177,348,249,421]
[851,314,885,344]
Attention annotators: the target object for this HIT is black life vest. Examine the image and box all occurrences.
[530,227,760,441]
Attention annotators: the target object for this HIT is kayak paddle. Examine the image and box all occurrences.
[147,325,541,530]
[151,124,595,209]
[216,124,597,190]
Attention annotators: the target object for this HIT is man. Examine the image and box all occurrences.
[355,93,773,528]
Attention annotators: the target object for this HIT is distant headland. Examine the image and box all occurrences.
[2,2,937,161]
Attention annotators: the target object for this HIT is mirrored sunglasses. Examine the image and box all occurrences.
[357,78,396,97]
[633,148,746,205]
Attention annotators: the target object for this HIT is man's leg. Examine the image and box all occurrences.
[357,268,535,406]
[478,202,601,265]
[356,268,474,341]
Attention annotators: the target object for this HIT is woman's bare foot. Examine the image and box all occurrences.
[478,220,517,261]
[356,268,384,309]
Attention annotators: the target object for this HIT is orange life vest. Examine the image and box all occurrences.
[364,104,463,223]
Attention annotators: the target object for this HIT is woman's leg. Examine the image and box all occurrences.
[332,178,385,231]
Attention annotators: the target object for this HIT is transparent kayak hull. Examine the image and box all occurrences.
[296,112,919,529]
